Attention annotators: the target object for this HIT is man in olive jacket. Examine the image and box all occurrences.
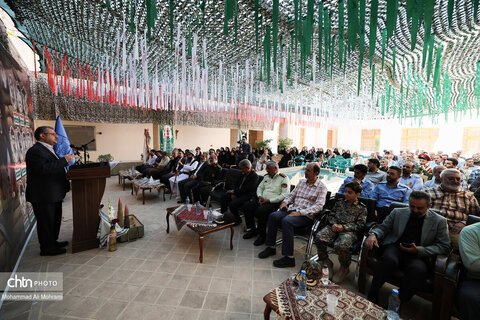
[365,190,451,305]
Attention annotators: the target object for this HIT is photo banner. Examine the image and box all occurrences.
[0,39,36,272]
[160,125,174,154]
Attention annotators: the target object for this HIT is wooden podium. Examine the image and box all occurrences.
[66,163,110,253]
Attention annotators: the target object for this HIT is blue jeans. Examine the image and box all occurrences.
[265,210,312,257]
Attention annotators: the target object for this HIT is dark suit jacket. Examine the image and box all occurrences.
[26,142,70,203]
[234,170,259,198]
[371,207,451,259]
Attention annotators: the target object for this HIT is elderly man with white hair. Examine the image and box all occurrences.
[424,169,480,247]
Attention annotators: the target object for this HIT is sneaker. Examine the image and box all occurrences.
[243,229,257,239]
[258,247,276,259]
[273,256,295,268]
[333,265,350,284]
[253,235,266,246]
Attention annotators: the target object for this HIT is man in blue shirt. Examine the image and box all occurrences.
[338,164,374,198]
[423,165,446,190]
[399,161,424,191]
[371,166,411,223]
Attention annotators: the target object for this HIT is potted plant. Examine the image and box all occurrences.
[98,154,114,162]
[255,139,272,150]
[278,137,293,149]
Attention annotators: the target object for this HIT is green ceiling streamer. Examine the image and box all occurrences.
[347,0,359,51]
[255,0,259,53]
[447,0,454,27]
[273,0,279,70]
[131,0,135,34]
[264,25,271,85]
[475,0,480,20]
[338,0,345,68]
[324,9,331,72]
[146,0,157,39]
[432,43,443,89]
[385,0,398,42]
[224,0,236,36]
[358,0,366,95]
[318,3,323,72]
[369,0,378,67]
[371,64,375,97]
[426,34,435,81]
[406,0,421,50]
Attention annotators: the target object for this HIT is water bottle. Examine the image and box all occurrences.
[195,201,201,216]
[386,288,400,320]
[207,207,213,223]
[131,165,135,175]
[322,264,329,285]
[185,196,190,209]
[296,270,307,300]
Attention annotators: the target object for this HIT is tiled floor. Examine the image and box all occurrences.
[0,176,433,319]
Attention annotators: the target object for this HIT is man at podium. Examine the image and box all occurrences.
[26,126,74,256]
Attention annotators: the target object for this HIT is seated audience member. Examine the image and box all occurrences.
[135,149,157,173]
[470,176,480,193]
[457,222,480,320]
[177,152,208,203]
[168,151,198,195]
[305,150,316,162]
[223,151,236,168]
[365,191,450,305]
[379,159,389,172]
[422,165,446,189]
[424,169,480,246]
[315,182,367,283]
[371,166,410,223]
[194,147,202,162]
[427,155,443,171]
[366,158,387,185]
[256,149,269,171]
[144,151,170,177]
[337,164,374,198]
[467,159,480,185]
[413,153,433,180]
[399,161,424,191]
[445,157,468,189]
[278,149,293,168]
[242,161,290,245]
[464,158,475,172]
[217,159,258,224]
[342,150,351,159]
[351,152,364,166]
[191,154,223,204]
[258,163,327,268]
[153,150,181,180]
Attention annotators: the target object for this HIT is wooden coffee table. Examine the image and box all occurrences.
[263,278,387,319]
[166,206,234,263]
[118,169,142,190]
[132,179,166,204]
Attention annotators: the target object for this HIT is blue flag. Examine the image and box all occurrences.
[53,116,75,167]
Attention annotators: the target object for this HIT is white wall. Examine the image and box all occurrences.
[35,120,152,161]
[174,125,231,151]
[263,122,279,151]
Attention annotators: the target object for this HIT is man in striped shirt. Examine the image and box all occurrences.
[424,169,480,247]
[258,163,328,268]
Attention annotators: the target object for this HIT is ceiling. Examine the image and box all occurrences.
[4,0,480,121]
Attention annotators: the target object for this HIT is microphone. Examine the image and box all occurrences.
[70,144,81,149]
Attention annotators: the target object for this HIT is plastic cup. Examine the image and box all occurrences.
[327,294,338,315]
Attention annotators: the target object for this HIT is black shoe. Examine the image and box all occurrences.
[273,256,295,268]
[55,241,69,248]
[177,200,185,204]
[233,219,242,226]
[40,248,67,256]
[258,247,276,259]
[253,235,266,246]
[243,230,257,239]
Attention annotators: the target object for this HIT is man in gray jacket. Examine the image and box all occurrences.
[365,190,451,305]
